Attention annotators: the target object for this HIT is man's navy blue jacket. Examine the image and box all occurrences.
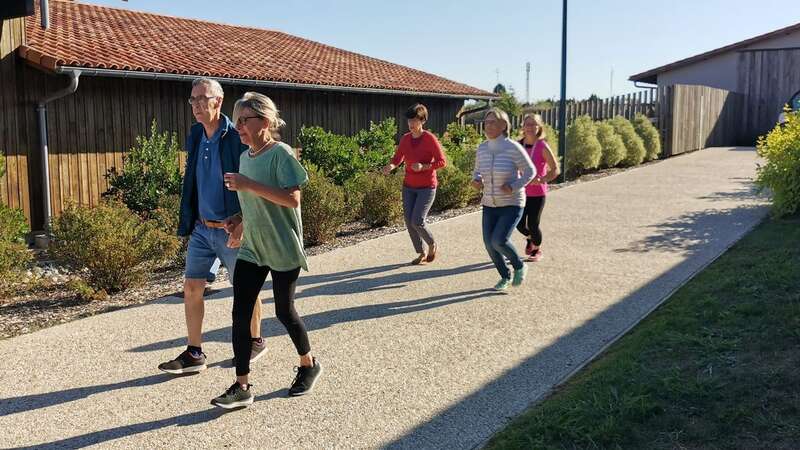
[177,114,247,237]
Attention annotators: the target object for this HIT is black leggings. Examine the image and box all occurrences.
[232,259,310,377]
[516,196,546,246]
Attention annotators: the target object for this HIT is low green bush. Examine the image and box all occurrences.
[342,177,367,222]
[355,118,397,171]
[596,121,626,168]
[610,116,646,166]
[756,110,800,217]
[632,113,661,161]
[0,203,31,291]
[432,165,475,212]
[302,164,348,245]
[298,118,397,185]
[566,115,602,175]
[49,201,180,293]
[104,119,182,224]
[440,123,482,174]
[353,171,404,227]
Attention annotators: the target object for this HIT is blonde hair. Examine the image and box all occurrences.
[522,113,547,139]
[484,107,511,136]
[232,92,286,139]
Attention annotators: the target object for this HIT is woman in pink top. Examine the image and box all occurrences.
[516,113,560,262]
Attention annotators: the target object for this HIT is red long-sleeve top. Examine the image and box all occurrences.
[390,130,447,188]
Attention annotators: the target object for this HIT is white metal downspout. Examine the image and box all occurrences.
[35,69,80,242]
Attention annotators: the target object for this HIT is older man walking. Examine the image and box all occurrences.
[158,78,265,374]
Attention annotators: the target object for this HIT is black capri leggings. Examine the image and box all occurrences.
[232,259,310,377]
[516,196,546,246]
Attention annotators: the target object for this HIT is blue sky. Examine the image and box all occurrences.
[81,0,797,101]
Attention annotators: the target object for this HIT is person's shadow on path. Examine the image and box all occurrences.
[129,262,495,353]
[9,389,285,450]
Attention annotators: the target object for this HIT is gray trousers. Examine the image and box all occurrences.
[402,186,436,253]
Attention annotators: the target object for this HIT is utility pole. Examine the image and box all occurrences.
[557,0,568,183]
[610,67,614,98]
[525,62,531,105]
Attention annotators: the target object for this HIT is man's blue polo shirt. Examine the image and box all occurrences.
[195,120,228,221]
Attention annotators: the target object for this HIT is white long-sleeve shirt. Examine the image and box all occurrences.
[472,136,536,208]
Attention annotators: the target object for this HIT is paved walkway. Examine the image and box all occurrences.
[0,147,769,449]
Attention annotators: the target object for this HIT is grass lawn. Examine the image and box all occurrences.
[486,214,800,449]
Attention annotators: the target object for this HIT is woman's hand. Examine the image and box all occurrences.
[223,173,252,192]
[226,221,243,248]
[471,179,483,190]
[381,163,395,176]
[500,183,513,194]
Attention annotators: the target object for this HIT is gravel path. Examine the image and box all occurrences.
[0,147,768,449]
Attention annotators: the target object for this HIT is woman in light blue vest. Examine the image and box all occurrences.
[472,108,536,290]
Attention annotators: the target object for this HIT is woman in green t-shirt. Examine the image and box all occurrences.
[211,92,322,409]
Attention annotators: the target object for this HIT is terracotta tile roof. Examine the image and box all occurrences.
[19,0,493,98]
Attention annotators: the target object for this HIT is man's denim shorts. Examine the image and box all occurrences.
[184,222,239,281]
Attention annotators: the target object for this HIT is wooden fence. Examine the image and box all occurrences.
[469,90,657,135]
[658,84,744,157]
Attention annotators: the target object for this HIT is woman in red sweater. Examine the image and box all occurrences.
[382,104,447,265]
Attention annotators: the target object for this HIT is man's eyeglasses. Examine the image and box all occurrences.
[236,116,262,126]
[187,95,218,106]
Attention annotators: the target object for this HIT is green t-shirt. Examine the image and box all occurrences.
[237,142,309,271]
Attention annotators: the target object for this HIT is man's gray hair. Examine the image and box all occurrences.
[192,77,224,98]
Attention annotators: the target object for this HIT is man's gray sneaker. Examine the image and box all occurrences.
[158,350,207,374]
[250,339,267,363]
[211,382,253,409]
[288,358,323,396]
[230,339,268,367]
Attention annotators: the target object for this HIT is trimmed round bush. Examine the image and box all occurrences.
[632,113,662,161]
[50,201,180,294]
[302,163,348,245]
[756,111,800,217]
[349,171,404,227]
[596,121,626,168]
[610,116,646,166]
[565,115,602,175]
[432,165,475,212]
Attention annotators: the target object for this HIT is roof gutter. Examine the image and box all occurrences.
[54,66,496,100]
[36,68,81,239]
[633,80,657,89]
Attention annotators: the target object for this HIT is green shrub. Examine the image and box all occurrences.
[440,122,481,174]
[0,204,31,290]
[342,177,367,222]
[543,123,559,155]
[353,171,404,227]
[50,201,181,293]
[432,165,475,212]
[301,164,348,245]
[298,118,397,185]
[0,154,5,179]
[496,91,523,117]
[355,118,397,171]
[596,121,627,168]
[565,115,602,175]
[632,113,661,161]
[610,116,646,166]
[756,111,800,217]
[104,119,182,228]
